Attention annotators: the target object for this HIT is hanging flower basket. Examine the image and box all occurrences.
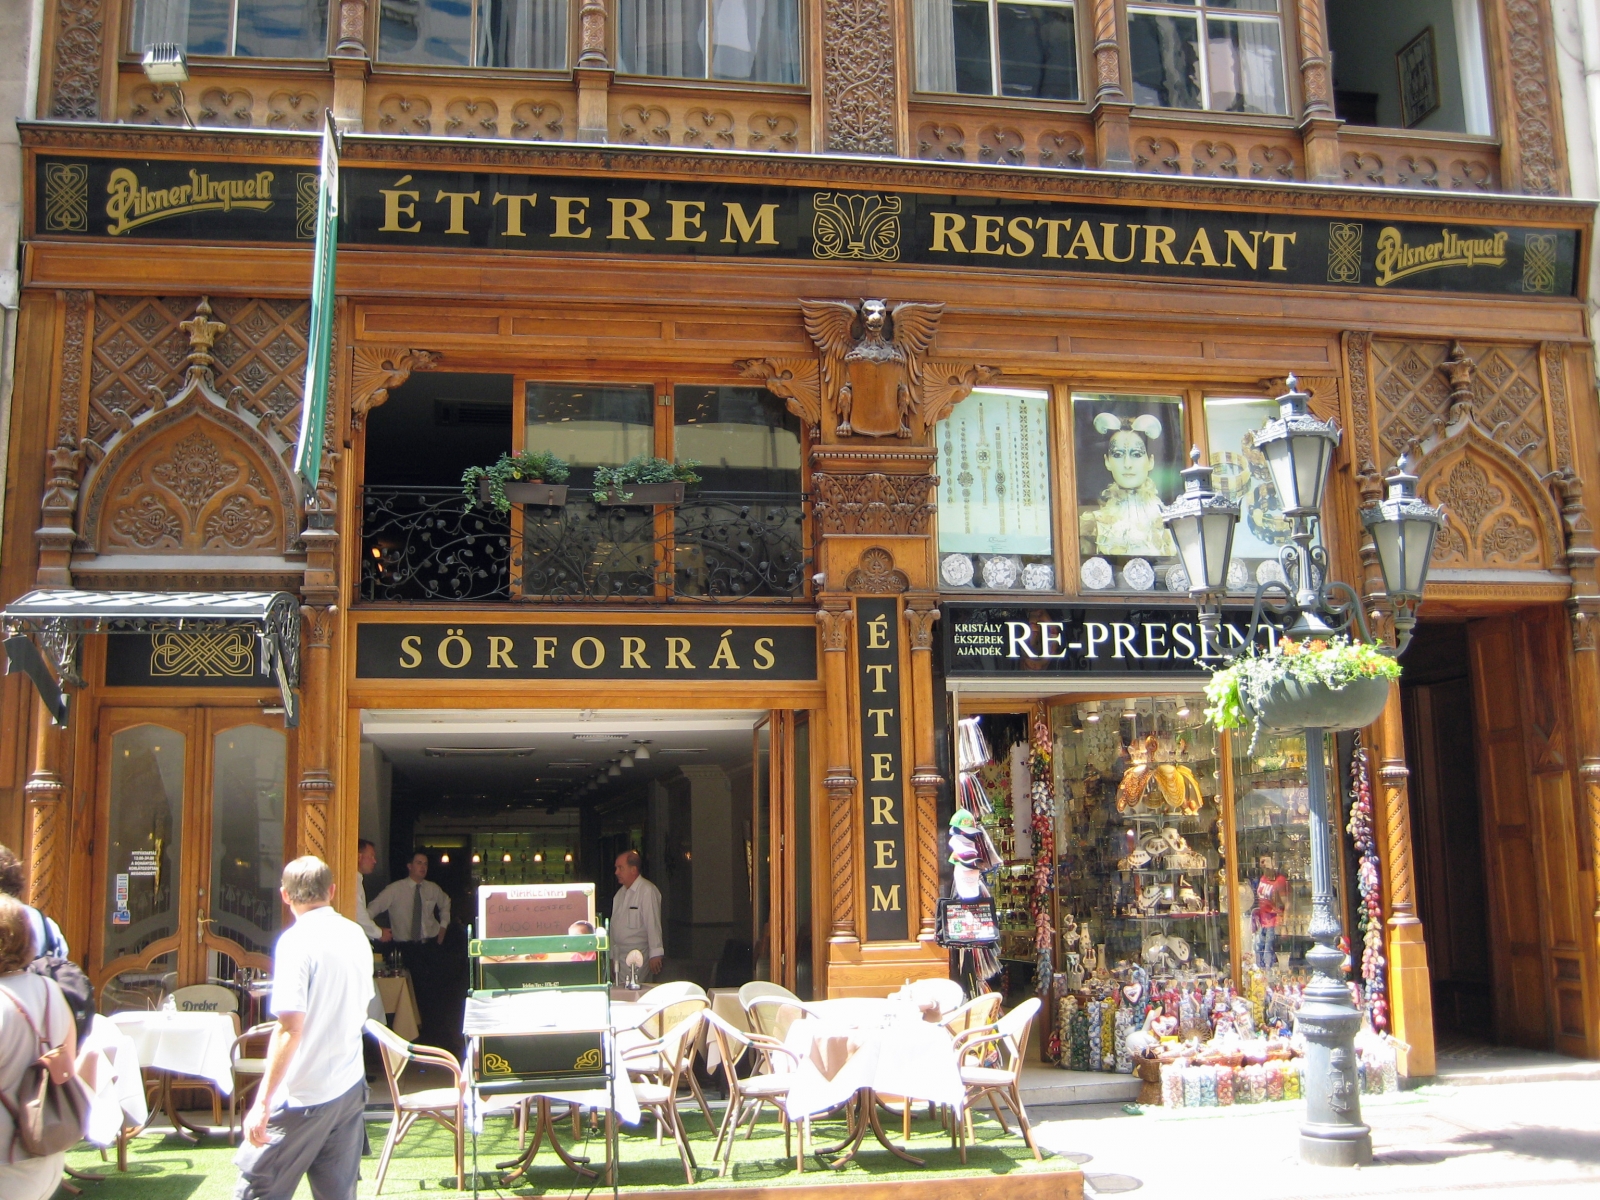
[1205,636,1401,747]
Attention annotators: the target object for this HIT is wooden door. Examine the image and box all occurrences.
[1467,611,1593,1054]
[751,711,809,994]
[93,707,292,998]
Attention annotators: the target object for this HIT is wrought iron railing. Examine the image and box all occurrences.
[360,487,808,603]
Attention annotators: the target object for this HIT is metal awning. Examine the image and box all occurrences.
[1,590,300,727]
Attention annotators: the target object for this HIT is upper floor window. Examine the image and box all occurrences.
[379,0,569,69]
[128,0,328,58]
[616,0,802,83]
[1127,0,1286,116]
[1327,0,1492,134]
[913,0,1079,100]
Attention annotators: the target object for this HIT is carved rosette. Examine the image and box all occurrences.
[350,346,442,430]
[845,547,909,593]
[821,0,899,155]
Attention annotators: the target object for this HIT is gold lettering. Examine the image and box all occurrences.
[870,753,895,781]
[1262,230,1297,270]
[1102,223,1139,263]
[931,212,969,253]
[873,840,899,869]
[379,175,422,233]
[572,636,605,669]
[870,883,902,911]
[491,193,537,237]
[666,637,694,669]
[438,629,472,669]
[552,196,592,238]
[1223,229,1263,269]
[721,202,779,244]
[435,190,480,235]
[667,200,707,242]
[1182,227,1221,267]
[486,636,516,669]
[866,613,890,649]
[972,215,1005,255]
[871,795,898,825]
[398,635,423,669]
[710,629,739,669]
[1038,217,1072,258]
[1006,216,1036,257]
[620,637,648,669]
[752,637,775,670]
[1141,224,1179,265]
[866,662,893,692]
[1064,220,1104,260]
[866,708,894,737]
[532,636,558,668]
[608,197,654,240]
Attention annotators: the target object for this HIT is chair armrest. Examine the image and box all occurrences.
[408,1046,464,1087]
[952,1028,1006,1060]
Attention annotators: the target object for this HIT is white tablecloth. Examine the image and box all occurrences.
[780,1018,963,1119]
[109,1009,237,1094]
[79,1014,150,1144]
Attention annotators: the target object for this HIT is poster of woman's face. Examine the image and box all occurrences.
[1073,394,1186,559]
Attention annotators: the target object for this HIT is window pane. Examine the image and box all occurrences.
[673,386,800,492]
[1072,392,1185,593]
[1208,0,1276,10]
[526,383,655,484]
[1204,396,1295,595]
[105,725,185,963]
[914,0,992,94]
[937,388,1054,592]
[997,3,1078,100]
[210,726,286,958]
[480,0,569,68]
[380,0,472,67]
[1207,16,1285,114]
[235,0,328,57]
[711,0,801,83]
[1129,11,1201,109]
[187,0,234,55]
[618,0,707,77]
[952,0,994,94]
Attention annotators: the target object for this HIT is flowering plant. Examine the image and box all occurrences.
[1204,635,1401,744]
[461,450,571,513]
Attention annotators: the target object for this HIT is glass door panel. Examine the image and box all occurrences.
[103,721,188,966]
[752,716,772,979]
[205,719,287,974]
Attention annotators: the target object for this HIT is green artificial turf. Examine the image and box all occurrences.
[62,1104,1066,1199]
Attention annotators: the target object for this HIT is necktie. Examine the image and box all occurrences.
[410,882,424,942]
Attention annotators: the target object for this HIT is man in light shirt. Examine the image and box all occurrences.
[610,850,663,986]
[368,851,452,1048]
[236,856,374,1200]
[354,839,387,944]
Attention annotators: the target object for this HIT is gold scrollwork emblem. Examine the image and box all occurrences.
[574,1047,601,1069]
[1522,233,1558,294]
[483,1051,512,1075]
[812,192,901,262]
[150,629,256,678]
[44,162,90,233]
[1326,221,1362,284]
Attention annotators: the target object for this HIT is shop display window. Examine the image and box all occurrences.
[937,387,1056,591]
[525,383,655,483]
[1071,392,1187,595]
[1202,395,1300,594]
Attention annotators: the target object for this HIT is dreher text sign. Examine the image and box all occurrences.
[356,621,818,680]
[943,603,1277,677]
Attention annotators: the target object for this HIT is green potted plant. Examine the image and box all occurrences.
[592,455,702,506]
[462,450,572,513]
[1204,635,1400,749]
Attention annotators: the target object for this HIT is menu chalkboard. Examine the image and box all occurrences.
[477,884,596,939]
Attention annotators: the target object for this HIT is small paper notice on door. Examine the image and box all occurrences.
[112,909,131,926]
[115,874,129,905]
[128,851,158,878]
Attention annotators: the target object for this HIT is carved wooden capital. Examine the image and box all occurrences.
[816,601,855,651]
[846,547,909,594]
[813,471,936,535]
[301,604,338,649]
[903,601,940,651]
[350,347,442,430]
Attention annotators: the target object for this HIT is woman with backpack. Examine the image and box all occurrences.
[0,892,79,1200]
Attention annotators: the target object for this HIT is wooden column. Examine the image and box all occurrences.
[24,699,68,926]
[817,596,858,945]
[298,606,337,873]
[1088,0,1131,169]
[904,593,941,943]
[1294,0,1341,181]
[575,0,612,141]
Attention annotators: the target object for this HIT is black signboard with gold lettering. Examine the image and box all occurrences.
[857,597,908,941]
[106,631,265,687]
[355,622,817,680]
[34,154,1579,296]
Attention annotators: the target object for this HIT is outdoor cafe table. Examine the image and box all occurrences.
[375,971,421,1041]
[780,1004,964,1168]
[107,1009,237,1140]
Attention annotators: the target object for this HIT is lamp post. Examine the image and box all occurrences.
[1165,376,1442,1167]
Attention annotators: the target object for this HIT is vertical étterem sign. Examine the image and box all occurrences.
[857,597,908,940]
[293,111,338,496]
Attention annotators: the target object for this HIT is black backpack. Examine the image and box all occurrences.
[27,956,95,1044]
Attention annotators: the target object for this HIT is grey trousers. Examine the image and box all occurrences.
[233,1079,369,1200]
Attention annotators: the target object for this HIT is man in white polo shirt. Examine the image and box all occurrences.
[235,855,375,1200]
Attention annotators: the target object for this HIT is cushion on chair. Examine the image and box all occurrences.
[232,1059,268,1076]
[960,1066,1015,1088]
[739,1076,792,1097]
[631,1082,673,1105]
[397,1086,464,1112]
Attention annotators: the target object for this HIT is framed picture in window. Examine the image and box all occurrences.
[1396,28,1439,128]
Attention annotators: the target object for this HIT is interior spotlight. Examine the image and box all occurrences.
[533,852,543,863]
[471,853,480,864]
[502,853,512,863]
[608,762,621,777]
[564,852,573,862]
[633,741,651,760]
[621,752,635,769]
[439,853,449,864]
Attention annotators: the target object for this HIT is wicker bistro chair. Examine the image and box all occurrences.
[630,983,716,1133]
[226,1022,278,1141]
[364,1018,466,1193]
[703,1010,807,1175]
[742,994,818,1047]
[951,996,1043,1163]
[619,1011,705,1185]
[941,992,1004,1041]
[163,985,240,1128]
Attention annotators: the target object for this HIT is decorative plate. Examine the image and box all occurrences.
[981,555,1020,589]
[1122,557,1155,591]
[1256,559,1287,586]
[1022,562,1055,590]
[1164,563,1190,593]
[1080,557,1114,590]
[1226,558,1251,591]
[940,553,975,587]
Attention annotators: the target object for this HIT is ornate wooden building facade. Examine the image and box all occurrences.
[4,0,1598,1073]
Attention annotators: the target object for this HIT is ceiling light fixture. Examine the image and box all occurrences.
[620,752,634,769]
[608,763,621,777]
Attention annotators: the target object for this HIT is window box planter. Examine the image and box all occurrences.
[595,482,685,506]
[478,479,569,507]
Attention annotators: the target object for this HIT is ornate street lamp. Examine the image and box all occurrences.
[1172,376,1442,1168]
[1361,455,1446,654]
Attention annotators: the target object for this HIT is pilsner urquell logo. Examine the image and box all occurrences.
[105,166,277,235]
[1373,225,1508,286]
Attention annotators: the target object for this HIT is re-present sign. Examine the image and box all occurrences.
[942,603,1278,678]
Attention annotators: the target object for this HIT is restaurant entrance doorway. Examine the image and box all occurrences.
[358,707,816,998]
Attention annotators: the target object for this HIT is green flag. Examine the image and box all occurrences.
[294,111,339,497]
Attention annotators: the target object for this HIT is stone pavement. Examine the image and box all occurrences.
[1030,1079,1600,1199]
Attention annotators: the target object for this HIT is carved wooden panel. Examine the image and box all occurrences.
[48,0,105,120]
[1131,128,1302,181]
[820,0,898,154]
[118,71,332,131]
[1495,0,1564,195]
[910,105,1091,169]
[367,86,576,140]
[1372,340,1551,473]
[1425,452,1544,569]
[1338,133,1501,192]
[610,88,810,152]
[89,296,309,448]
[99,422,284,555]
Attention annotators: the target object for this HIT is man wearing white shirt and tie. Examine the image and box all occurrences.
[610,850,663,986]
[368,851,451,1046]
